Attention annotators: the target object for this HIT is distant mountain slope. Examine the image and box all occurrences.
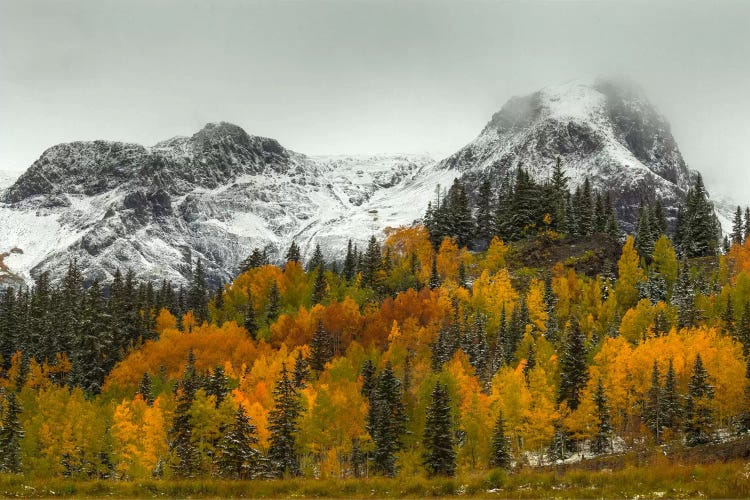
[0,124,445,285]
[439,78,697,231]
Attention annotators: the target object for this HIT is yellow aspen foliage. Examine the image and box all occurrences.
[112,395,169,479]
[651,235,679,290]
[471,269,518,332]
[155,308,177,335]
[526,279,549,332]
[615,236,646,312]
[482,237,509,274]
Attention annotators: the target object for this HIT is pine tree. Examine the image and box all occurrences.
[244,293,259,340]
[557,318,589,410]
[0,391,23,473]
[343,240,357,281]
[267,363,303,477]
[578,178,594,237]
[745,207,750,242]
[429,253,441,290]
[137,372,155,406]
[293,351,309,389]
[672,263,698,328]
[489,411,512,469]
[213,284,225,324]
[169,350,201,477]
[74,281,112,395]
[642,361,664,442]
[311,266,327,305]
[266,282,281,324]
[684,354,714,446]
[367,363,407,477]
[205,366,229,408]
[738,357,750,434]
[187,259,209,324]
[306,243,325,272]
[660,359,681,431]
[309,320,334,371]
[214,404,261,479]
[360,359,377,401]
[362,236,384,291]
[475,179,495,247]
[0,287,18,371]
[239,247,268,274]
[591,378,613,454]
[422,382,456,477]
[285,241,301,264]
[732,206,744,245]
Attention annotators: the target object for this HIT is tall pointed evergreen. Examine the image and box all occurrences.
[285,241,301,264]
[267,363,303,477]
[0,391,23,473]
[266,282,281,324]
[187,259,209,324]
[731,206,744,245]
[422,382,456,477]
[343,239,357,281]
[244,293,259,340]
[137,372,155,406]
[214,404,261,479]
[309,320,334,371]
[591,378,613,454]
[684,354,715,446]
[642,361,664,442]
[367,362,407,477]
[557,318,589,410]
[489,411,512,469]
[169,350,200,477]
[429,253,441,290]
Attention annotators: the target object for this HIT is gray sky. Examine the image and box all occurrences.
[1,0,749,201]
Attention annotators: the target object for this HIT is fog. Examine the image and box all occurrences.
[1,0,749,201]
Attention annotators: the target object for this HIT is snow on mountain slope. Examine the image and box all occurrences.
[0,126,439,285]
[440,78,697,231]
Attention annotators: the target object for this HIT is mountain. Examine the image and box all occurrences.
[439,78,697,231]
[0,78,719,285]
[0,123,450,285]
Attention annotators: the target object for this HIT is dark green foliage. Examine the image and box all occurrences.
[672,263,698,329]
[239,247,269,274]
[0,390,24,473]
[342,240,357,281]
[244,293,259,340]
[311,266,327,305]
[285,241,301,264]
[362,236,384,291]
[169,350,201,478]
[205,366,229,408]
[309,321,334,372]
[731,206,744,245]
[266,282,281,324]
[137,372,155,406]
[188,260,209,324]
[422,382,456,477]
[306,244,325,272]
[490,411,512,469]
[558,318,589,411]
[292,351,309,389]
[267,363,303,477]
[591,378,613,454]
[367,363,407,477]
[684,354,715,446]
[214,404,261,479]
[642,361,664,442]
[674,175,721,258]
[661,359,681,431]
[428,253,441,290]
[360,359,376,401]
[738,358,750,434]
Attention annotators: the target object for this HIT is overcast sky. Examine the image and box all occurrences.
[1,0,749,201]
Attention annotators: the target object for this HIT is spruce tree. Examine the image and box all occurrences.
[745,207,750,242]
[684,354,714,446]
[188,259,209,324]
[244,293,259,340]
[205,366,229,408]
[306,243,325,272]
[169,350,201,477]
[309,320,334,371]
[558,318,589,410]
[642,361,664,442]
[343,240,357,281]
[367,363,407,477]
[311,266,327,305]
[360,359,377,401]
[293,351,309,389]
[0,391,23,473]
[285,241,301,263]
[422,382,456,477]
[239,247,268,274]
[137,372,155,406]
[429,254,441,290]
[732,206,744,245]
[660,358,681,432]
[738,357,750,434]
[266,282,281,324]
[214,404,261,479]
[475,179,495,247]
[489,411,512,469]
[267,363,303,477]
[591,378,613,454]
[362,236,384,291]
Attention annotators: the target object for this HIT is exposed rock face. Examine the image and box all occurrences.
[439,78,697,231]
[0,79,713,285]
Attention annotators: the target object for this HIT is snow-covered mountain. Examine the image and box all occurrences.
[440,78,697,231]
[0,78,727,285]
[0,123,451,285]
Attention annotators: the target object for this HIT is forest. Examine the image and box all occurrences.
[1,167,750,497]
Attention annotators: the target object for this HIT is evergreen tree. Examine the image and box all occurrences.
[187,259,209,324]
[239,247,268,274]
[266,282,281,324]
[422,382,456,477]
[362,236,384,291]
[489,411,512,469]
[306,243,325,272]
[635,203,657,258]
[428,253,441,290]
[367,363,407,477]
[475,179,495,247]
[311,266,327,305]
[360,359,377,401]
[343,240,357,281]
[732,206,744,245]
[672,263,698,328]
[675,175,721,258]
[169,350,200,477]
[214,405,261,479]
[591,378,613,454]
[309,320,334,371]
[578,178,594,237]
[285,241,301,264]
[557,318,589,410]
[0,287,18,371]
[738,357,750,434]
[660,359,681,431]
[293,351,309,389]
[137,372,155,406]
[244,293,259,340]
[74,281,112,395]
[684,354,715,446]
[205,366,229,408]
[267,363,303,477]
[0,391,23,473]
[745,207,750,242]
[642,361,664,442]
